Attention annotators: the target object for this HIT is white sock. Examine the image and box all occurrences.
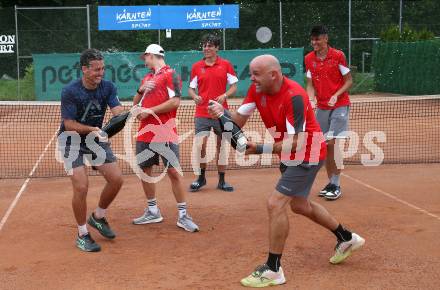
[95,207,106,219]
[148,198,159,214]
[330,174,341,186]
[177,202,187,218]
[78,224,88,237]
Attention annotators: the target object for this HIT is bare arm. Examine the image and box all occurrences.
[229,110,249,128]
[306,77,316,103]
[228,83,238,97]
[188,87,198,100]
[63,119,100,134]
[208,99,305,155]
[223,83,238,100]
[328,72,353,106]
[246,133,305,155]
[272,134,303,153]
[188,87,202,105]
[216,83,238,104]
[149,97,180,115]
[133,92,142,106]
[208,100,250,128]
[133,79,157,106]
[334,73,353,96]
[110,105,125,116]
[136,97,180,121]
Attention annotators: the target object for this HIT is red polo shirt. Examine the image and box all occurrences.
[237,77,326,163]
[189,56,238,118]
[305,47,351,110]
[137,65,181,143]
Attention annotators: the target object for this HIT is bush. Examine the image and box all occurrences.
[417,28,435,40]
[23,64,34,83]
[400,24,418,42]
[380,25,401,42]
[0,64,36,100]
[380,24,435,42]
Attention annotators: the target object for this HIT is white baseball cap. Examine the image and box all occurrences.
[141,44,165,59]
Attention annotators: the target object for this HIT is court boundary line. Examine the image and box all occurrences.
[342,173,440,222]
[0,131,58,233]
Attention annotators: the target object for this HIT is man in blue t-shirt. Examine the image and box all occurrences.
[57,49,125,252]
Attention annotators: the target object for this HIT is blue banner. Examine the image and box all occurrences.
[98,6,160,30]
[159,5,239,29]
[98,5,239,31]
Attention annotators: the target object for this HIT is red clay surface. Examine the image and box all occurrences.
[1,164,440,289]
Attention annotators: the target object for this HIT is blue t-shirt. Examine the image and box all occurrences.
[59,79,121,140]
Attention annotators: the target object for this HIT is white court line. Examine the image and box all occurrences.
[0,131,58,233]
[342,173,440,222]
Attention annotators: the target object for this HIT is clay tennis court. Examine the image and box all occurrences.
[1,165,440,289]
[1,97,440,289]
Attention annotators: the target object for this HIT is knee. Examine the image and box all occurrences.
[290,201,311,216]
[73,184,88,198]
[110,174,124,188]
[115,175,124,187]
[267,198,284,216]
[167,169,181,182]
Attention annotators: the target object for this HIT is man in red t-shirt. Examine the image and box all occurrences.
[209,55,364,288]
[188,34,238,192]
[131,44,199,233]
[305,25,353,200]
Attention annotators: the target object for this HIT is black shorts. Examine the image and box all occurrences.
[194,117,223,136]
[276,161,324,197]
[58,140,116,174]
[136,141,180,169]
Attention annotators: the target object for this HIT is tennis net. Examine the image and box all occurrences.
[1,96,439,178]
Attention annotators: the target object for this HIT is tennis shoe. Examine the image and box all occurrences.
[240,264,286,288]
[330,233,365,264]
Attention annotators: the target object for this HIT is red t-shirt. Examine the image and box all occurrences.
[137,65,181,143]
[305,47,351,110]
[237,77,326,163]
[189,56,238,118]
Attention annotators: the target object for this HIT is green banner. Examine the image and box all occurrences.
[33,48,304,101]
